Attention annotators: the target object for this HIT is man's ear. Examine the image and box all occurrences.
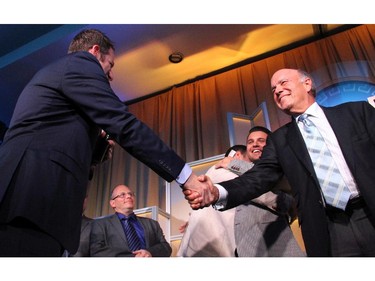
[109,199,116,208]
[304,77,313,94]
[234,151,242,159]
[88,44,100,56]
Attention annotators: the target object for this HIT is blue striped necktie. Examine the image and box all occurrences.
[298,113,351,210]
[121,216,142,251]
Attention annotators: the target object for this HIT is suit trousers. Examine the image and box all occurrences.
[325,197,375,256]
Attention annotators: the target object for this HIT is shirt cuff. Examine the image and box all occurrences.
[212,183,228,210]
[175,164,192,186]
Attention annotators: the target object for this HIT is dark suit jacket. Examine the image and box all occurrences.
[219,101,375,256]
[90,214,172,257]
[0,51,185,253]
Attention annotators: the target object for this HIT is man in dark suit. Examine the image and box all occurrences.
[90,184,172,257]
[0,29,210,256]
[186,68,375,257]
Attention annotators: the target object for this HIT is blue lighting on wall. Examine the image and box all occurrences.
[316,80,375,107]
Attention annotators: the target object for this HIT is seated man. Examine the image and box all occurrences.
[90,184,172,257]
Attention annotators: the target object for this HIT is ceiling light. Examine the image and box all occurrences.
[169,52,184,63]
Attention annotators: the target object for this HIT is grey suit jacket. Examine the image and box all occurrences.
[219,101,375,256]
[90,214,172,257]
[229,160,305,256]
[234,202,305,257]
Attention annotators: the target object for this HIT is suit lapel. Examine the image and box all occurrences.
[109,214,128,245]
[322,107,355,167]
[286,119,318,180]
[138,217,149,247]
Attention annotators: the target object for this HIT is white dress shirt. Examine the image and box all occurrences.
[297,102,359,199]
[175,164,192,186]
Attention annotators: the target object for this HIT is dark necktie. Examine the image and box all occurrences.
[121,217,142,251]
[299,113,351,210]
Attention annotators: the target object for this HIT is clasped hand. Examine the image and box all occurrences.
[182,173,218,209]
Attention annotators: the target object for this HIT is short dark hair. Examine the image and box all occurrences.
[224,144,247,157]
[67,29,115,54]
[247,126,271,139]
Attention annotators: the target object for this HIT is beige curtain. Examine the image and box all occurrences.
[86,24,375,218]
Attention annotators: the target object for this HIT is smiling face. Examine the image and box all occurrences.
[271,68,315,116]
[246,130,268,162]
[110,185,136,216]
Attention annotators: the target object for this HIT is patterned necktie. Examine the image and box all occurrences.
[298,113,351,210]
[121,216,142,251]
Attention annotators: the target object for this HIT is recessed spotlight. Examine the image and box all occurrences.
[169,52,184,63]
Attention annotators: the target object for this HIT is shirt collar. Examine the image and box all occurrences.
[116,212,136,221]
[295,102,321,122]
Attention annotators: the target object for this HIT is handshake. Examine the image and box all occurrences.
[182,173,219,210]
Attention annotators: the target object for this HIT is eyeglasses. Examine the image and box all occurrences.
[111,192,136,200]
